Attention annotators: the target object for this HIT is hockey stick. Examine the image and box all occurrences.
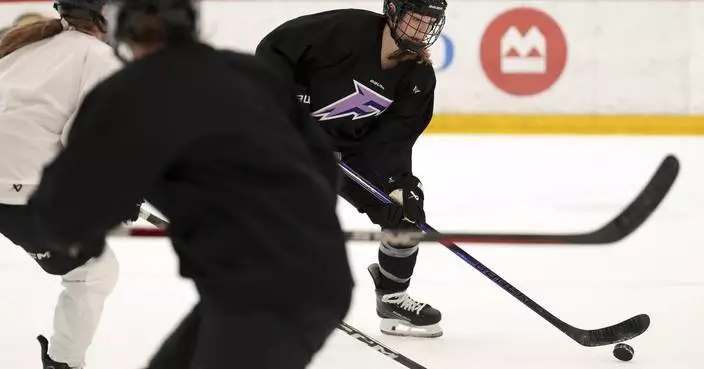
[118,155,677,247]
[135,209,428,368]
[339,155,679,245]
[336,321,428,369]
[336,156,679,347]
[139,208,168,228]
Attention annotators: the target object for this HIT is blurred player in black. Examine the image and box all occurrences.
[256,0,447,338]
[25,0,354,367]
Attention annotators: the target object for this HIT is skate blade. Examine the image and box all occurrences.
[380,319,443,338]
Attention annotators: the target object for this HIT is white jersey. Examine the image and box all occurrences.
[0,30,120,205]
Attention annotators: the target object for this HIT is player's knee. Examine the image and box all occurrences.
[380,241,419,257]
[380,221,421,248]
[66,245,119,296]
[91,246,119,295]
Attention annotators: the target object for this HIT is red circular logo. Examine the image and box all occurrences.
[480,7,568,96]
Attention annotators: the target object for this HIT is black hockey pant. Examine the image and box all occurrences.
[146,300,339,369]
[0,204,95,275]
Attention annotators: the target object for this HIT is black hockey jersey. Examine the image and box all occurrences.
[27,41,353,313]
[256,9,436,186]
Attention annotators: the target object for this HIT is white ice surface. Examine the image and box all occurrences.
[0,135,701,368]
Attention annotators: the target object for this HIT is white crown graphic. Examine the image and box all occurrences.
[500,26,546,74]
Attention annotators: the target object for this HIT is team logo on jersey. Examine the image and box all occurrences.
[312,80,393,121]
[297,94,311,104]
[27,250,51,261]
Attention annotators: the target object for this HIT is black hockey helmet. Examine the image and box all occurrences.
[107,0,197,45]
[383,0,447,53]
[53,0,109,31]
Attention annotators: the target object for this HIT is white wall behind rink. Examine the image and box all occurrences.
[1,0,702,115]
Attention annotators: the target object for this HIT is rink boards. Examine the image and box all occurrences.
[1,0,702,134]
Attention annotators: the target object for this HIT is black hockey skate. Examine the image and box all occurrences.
[37,335,74,369]
[367,263,443,338]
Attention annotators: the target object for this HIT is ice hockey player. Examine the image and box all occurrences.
[0,1,122,368]
[24,0,354,367]
[256,0,448,338]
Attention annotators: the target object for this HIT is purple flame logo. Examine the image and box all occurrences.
[312,80,394,121]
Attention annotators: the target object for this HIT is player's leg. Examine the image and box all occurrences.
[0,204,118,369]
[145,303,201,369]
[45,245,118,368]
[145,300,340,369]
[189,299,339,369]
[338,160,442,338]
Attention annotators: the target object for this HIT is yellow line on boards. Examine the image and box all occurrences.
[425,114,704,135]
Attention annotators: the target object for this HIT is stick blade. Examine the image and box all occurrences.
[582,154,679,244]
[571,314,650,347]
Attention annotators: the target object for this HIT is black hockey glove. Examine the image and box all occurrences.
[385,174,425,225]
[366,203,406,229]
[125,201,144,223]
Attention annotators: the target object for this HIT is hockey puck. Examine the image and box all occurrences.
[613,343,634,361]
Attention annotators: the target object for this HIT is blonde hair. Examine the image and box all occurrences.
[13,12,49,27]
[0,17,98,59]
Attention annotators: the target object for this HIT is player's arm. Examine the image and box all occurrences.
[255,20,313,84]
[363,72,435,179]
[357,73,437,225]
[255,14,334,103]
[27,82,173,258]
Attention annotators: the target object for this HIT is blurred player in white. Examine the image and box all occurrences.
[0,1,122,368]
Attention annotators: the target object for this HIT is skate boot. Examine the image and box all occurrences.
[367,263,442,338]
[37,335,74,369]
